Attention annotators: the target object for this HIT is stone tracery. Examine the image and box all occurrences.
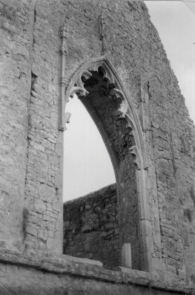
[65,61,142,170]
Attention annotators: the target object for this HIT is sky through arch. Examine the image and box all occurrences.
[63,95,116,201]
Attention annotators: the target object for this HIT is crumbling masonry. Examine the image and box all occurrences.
[0,0,195,294]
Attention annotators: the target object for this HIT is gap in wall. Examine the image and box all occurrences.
[63,94,116,202]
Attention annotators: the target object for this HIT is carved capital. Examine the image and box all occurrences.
[60,44,68,56]
[59,39,68,56]
[59,77,66,87]
[59,24,68,55]
[59,24,67,39]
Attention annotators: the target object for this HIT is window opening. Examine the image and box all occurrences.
[63,94,119,269]
[63,94,115,202]
[63,61,150,271]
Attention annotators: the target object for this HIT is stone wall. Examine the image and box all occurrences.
[0,0,35,251]
[0,249,191,295]
[63,184,119,270]
[0,0,195,286]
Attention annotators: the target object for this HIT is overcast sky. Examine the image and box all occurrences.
[63,2,195,202]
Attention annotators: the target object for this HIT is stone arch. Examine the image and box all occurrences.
[64,57,152,271]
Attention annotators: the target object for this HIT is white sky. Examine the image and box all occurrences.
[63,2,195,202]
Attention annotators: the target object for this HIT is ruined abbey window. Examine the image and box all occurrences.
[63,64,145,270]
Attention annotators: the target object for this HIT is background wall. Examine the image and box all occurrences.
[63,184,119,270]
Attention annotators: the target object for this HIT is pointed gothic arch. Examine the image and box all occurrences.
[63,57,152,271]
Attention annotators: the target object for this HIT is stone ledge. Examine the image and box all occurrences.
[0,249,189,294]
[120,266,188,293]
[62,253,103,267]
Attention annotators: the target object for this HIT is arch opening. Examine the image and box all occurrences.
[63,94,118,269]
[63,94,116,201]
[63,58,151,271]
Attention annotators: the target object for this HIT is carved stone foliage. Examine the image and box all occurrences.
[65,61,142,170]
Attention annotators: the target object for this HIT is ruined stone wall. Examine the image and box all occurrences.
[0,0,195,285]
[0,0,63,253]
[0,249,190,295]
[61,0,195,280]
[63,184,119,270]
[0,0,35,250]
[142,25,195,283]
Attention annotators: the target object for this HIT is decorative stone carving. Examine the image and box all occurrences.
[65,60,144,172]
[59,24,68,56]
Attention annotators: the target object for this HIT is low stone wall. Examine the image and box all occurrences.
[63,184,119,270]
[0,250,190,295]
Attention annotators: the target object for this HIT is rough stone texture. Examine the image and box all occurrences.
[63,184,120,270]
[0,0,35,252]
[0,249,192,295]
[0,0,195,292]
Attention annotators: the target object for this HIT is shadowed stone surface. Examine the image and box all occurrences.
[63,184,120,270]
